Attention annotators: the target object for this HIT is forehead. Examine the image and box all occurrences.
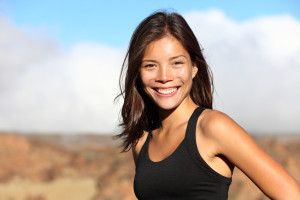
[143,35,189,60]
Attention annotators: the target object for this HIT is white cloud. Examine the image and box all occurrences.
[0,16,124,133]
[184,9,300,133]
[0,9,300,134]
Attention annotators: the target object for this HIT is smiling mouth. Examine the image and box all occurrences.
[154,87,179,94]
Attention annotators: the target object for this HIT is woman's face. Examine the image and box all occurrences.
[140,35,198,110]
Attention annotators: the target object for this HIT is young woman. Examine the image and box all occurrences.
[116,11,300,199]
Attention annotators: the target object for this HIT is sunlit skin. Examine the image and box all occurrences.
[140,35,198,112]
[133,35,300,199]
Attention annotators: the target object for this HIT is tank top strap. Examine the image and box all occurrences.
[135,130,152,170]
[146,130,152,144]
[142,130,152,152]
[185,107,232,184]
[185,107,205,139]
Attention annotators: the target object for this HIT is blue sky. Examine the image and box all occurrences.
[0,1,300,134]
[1,0,300,47]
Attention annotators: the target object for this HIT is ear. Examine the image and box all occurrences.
[192,64,198,79]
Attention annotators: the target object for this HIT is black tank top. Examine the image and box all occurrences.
[134,107,232,200]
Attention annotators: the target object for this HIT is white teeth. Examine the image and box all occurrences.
[157,88,178,94]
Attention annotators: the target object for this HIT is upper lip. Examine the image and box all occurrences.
[153,86,180,89]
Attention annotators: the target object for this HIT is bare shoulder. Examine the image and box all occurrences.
[200,109,231,126]
[199,109,242,140]
[198,109,251,156]
[132,131,149,165]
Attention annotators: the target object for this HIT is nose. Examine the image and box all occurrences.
[155,64,173,83]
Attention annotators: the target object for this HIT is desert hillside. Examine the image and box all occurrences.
[0,132,299,200]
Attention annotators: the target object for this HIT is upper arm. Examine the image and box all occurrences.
[202,111,300,200]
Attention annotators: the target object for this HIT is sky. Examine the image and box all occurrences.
[0,0,300,134]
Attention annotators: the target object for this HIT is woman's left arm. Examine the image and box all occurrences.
[206,111,300,200]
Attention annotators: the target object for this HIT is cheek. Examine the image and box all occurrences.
[140,71,150,86]
[140,72,154,96]
[174,67,193,81]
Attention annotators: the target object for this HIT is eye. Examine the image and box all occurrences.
[143,63,156,69]
[172,61,184,66]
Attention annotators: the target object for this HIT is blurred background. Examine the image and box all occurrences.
[0,0,299,199]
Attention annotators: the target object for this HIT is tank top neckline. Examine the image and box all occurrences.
[145,107,205,165]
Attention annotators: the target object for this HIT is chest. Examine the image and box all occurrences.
[134,139,230,199]
[134,141,205,198]
[148,131,186,162]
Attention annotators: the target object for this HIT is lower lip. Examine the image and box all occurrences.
[153,88,179,97]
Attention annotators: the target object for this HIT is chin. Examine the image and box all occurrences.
[154,101,181,111]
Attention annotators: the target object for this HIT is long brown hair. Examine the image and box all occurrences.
[115,11,214,152]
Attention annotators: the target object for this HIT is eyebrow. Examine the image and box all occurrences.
[142,55,187,63]
[169,55,187,61]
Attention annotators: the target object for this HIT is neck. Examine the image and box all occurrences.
[157,96,198,131]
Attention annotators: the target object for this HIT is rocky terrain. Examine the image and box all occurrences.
[0,132,299,200]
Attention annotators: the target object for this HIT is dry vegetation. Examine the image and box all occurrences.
[0,132,299,200]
